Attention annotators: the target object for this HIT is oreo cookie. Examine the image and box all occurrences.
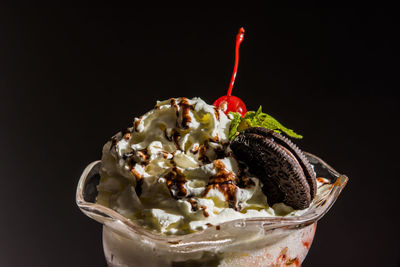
[230,127,316,209]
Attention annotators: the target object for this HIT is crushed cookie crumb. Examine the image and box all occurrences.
[210,134,219,142]
[161,151,170,159]
[137,149,150,165]
[188,198,199,211]
[123,132,131,140]
[190,145,199,154]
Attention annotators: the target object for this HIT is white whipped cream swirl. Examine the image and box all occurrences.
[97,97,306,235]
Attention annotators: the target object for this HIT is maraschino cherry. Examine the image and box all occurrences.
[213,27,247,117]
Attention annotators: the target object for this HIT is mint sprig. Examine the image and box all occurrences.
[228,106,303,140]
[228,112,242,140]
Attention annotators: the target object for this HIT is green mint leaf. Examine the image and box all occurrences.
[255,106,263,117]
[243,111,255,120]
[261,114,303,139]
[237,119,252,132]
[228,106,303,140]
[228,112,242,140]
[252,106,303,139]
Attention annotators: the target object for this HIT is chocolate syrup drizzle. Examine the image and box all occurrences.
[203,160,239,210]
[198,143,210,163]
[214,107,220,121]
[130,168,144,197]
[178,98,192,129]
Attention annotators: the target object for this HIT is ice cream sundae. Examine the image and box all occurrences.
[97,96,327,236]
[76,28,347,266]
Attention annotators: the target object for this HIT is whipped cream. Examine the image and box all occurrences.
[97,97,319,235]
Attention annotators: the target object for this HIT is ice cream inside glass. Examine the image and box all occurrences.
[76,97,348,266]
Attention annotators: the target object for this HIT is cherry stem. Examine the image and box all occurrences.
[227,27,245,96]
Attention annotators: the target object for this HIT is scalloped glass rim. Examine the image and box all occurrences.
[76,152,348,251]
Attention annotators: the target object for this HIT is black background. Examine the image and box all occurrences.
[1,8,399,266]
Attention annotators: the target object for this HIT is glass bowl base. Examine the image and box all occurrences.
[103,223,316,267]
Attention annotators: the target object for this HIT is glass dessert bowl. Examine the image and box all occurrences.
[76,152,348,267]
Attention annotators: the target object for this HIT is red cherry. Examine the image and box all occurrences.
[213,95,247,117]
[213,27,247,117]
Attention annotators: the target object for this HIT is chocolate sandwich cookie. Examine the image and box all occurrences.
[230,127,316,209]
